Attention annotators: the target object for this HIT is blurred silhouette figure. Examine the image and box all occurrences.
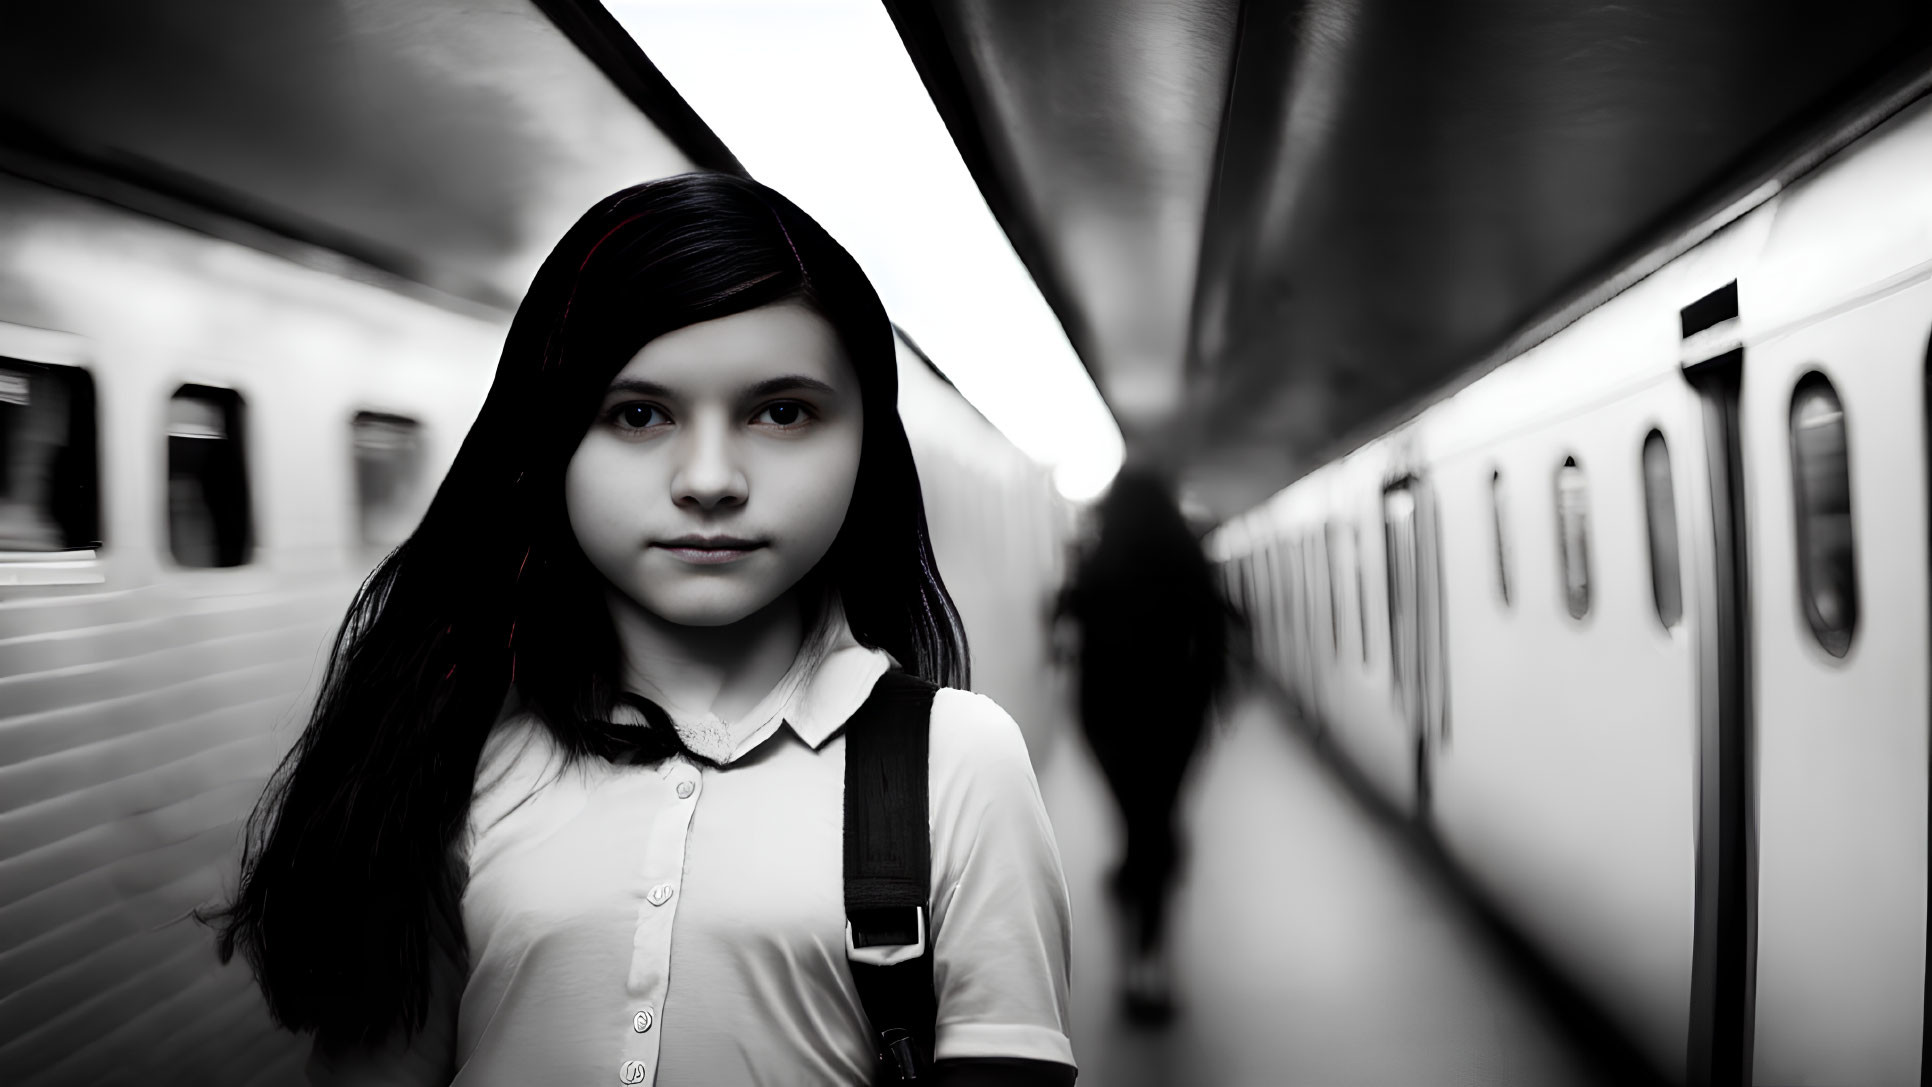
[1056,467,1232,1025]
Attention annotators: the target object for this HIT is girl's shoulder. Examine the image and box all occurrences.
[922,688,1064,900]
[476,707,556,788]
[465,708,573,857]
[925,687,1046,805]
[927,684,1024,748]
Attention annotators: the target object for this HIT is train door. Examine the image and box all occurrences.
[1383,477,1447,811]
[1740,281,1932,1086]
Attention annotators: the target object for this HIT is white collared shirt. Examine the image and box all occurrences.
[309,609,1076,1086]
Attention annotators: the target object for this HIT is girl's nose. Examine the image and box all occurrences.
[670,420,748,511]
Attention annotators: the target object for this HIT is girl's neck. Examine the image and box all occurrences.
[607,589,807,725]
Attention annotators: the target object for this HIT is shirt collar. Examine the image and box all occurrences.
[662,592,895,765]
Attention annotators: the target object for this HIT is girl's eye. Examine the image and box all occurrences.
[754,401,813,428]
[611,403,670,431]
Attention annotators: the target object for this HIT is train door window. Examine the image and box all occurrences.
[1790,373,1856,657]
[1555,456,1591,619]
[352,411,425,553]
[167,385,252,568]
[1641,430,1683,629]
[1490,468,1512,606]
[0,358,98,551]
[1354,524,1370,664]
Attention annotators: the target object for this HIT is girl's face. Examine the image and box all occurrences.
[565,300,865,628]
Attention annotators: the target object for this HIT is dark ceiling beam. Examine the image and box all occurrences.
[1282,30,1932,483]
[1184,0,1255,378]
[0,1,740,316]
[531,0,745,177]
[1177,0,1932,521]
[0,112,511,315]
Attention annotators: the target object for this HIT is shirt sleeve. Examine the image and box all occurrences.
[926,688,1077,1070]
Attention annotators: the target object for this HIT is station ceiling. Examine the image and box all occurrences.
[885,0,1932,518]
[0,0,722,314]
[9,2,1932,522]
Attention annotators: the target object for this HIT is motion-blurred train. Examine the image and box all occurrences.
[1211,81,1932,1086]
[0,14,1075,1087]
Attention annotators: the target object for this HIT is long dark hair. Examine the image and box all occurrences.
[211,173,969,1053]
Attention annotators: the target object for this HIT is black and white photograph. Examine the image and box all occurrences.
[2,2,1931,1085]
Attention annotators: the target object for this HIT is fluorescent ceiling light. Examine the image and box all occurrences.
[608,0,1124,501]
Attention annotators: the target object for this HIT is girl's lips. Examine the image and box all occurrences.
[655,542,765,565]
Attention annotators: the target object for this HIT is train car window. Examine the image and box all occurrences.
[1323,523,1341,655]
[167,385,252,568]
[352,411,425,553]
[1489,469,1512,606]
[1354,524,1370,664]
[1554,456,1591,619]
[0,358,98,551]
[1790,374,1857,657]
[1641,430,1683,629]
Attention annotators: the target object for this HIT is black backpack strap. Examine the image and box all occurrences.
[843,669,941,1083]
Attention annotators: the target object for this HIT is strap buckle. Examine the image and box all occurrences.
[845,905,927,967]
[878,1027,924,1081]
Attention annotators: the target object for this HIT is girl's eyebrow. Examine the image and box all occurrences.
[744,375,838,399]
[602,375,840,399]
[603,378,675,399]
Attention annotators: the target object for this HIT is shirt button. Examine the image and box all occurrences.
[620,1059,646,1084]
[675,780,695,799]
[647,882,675,906]
[633,1007,655,1033]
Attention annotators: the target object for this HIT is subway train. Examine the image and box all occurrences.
[0,157,1074,1087]
[1209,82,1932,1086]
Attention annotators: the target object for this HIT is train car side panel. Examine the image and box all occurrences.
[0,177,503,1087]
[1744,281,1931,1087]
[1429,370,1701,1078]
[1317,447,1421,816]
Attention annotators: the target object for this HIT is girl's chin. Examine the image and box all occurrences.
[621,584,796,630]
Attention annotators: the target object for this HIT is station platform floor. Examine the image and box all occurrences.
[1037,684,1650,1087]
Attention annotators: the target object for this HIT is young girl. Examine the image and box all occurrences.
[214,174,1076,1086]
